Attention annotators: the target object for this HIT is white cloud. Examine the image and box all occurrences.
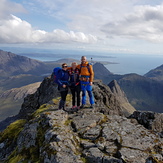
[0,0,25,19]
[0,15,97,44]
[29,0,163,44]
[0,0,97,45]
[22,0,136,35]
[29,0,163,43]
[101,4,163,43]
[2,0,163,54]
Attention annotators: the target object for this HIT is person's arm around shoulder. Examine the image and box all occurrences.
[76,64,81,76]
[76,64,81,70]
[67,67,71,71]
[67,67,71,75]
[89,64,94,85]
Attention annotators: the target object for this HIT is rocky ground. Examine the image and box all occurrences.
[0,104,162,163]
[0,77,162,163]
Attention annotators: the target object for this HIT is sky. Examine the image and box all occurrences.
[1,0,163,55]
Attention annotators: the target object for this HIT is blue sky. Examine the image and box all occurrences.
[1,0,163,55]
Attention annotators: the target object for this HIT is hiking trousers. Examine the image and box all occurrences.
[81,81,95,105]
[70,85,81,107]
[58,86,68,109]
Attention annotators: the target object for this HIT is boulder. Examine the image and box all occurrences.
[130,110,163,138]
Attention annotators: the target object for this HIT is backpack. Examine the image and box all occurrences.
[80,63,91,74]
[52,67,63,83]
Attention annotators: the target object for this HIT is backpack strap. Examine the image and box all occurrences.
[87,63,90,73]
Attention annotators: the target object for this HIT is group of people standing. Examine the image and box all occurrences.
[56,56,95,111]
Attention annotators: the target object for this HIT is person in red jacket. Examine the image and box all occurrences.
[67,62,81,110]
[77,56,95,108]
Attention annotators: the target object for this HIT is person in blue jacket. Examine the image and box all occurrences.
[57,63,69,110]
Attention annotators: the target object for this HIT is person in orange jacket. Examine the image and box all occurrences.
[77,56,95,108]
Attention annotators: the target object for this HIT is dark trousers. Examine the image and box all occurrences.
[60,90,68,101]
[58,86,68,109]
[70,85,81,106]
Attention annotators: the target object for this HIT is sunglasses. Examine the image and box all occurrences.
[62,66,67,68]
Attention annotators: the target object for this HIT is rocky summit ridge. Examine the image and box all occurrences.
[0,77,163,163]
[18,77,135,119]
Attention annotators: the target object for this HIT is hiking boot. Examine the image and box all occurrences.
[90,104,95,109]
[59,100,65,110]
[72,106,77,109]
[80,104,85,109]
[77,106,80,110]
[63,106,67,111]
[58,107,66,111]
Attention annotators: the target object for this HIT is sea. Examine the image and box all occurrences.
[20,52,163,76]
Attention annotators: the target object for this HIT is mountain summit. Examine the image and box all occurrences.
[144,64,163,81]
[0,50,52,78]
[0,76,163,162]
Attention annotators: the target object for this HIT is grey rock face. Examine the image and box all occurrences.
[17,122,39,150]
[93,80,135,117]
[130,110,163,138]
[152,113,163,134]
[129,111,156,129]
[108,80,135,117]
[0,108,163,163]
[18,77,60,118]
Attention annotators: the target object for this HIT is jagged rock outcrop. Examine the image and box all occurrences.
[108,80,135,117]
[93,80,134,117]
[18,77,60,119]
[103,73,163,113]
